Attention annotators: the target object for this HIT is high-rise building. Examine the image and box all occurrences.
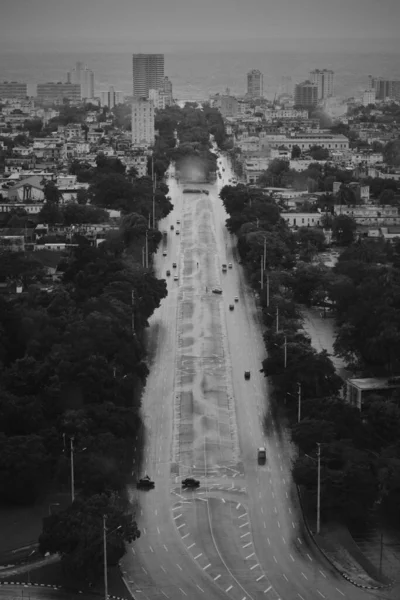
[362,89,376,107]
[132,54,164,99]
[67,62,94,99]
[37,82,81,104]
[0,81,28,99]
[99,86,124,108]
[294,81,318,108]
[369,77,400,101]
[131,99,155,144]
[310,69,334,100]
[247,70,263,99]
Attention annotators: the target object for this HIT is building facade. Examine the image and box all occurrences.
[99,86,124,108]
[294,81,318,108]
[369,77,400,101]
[362,89,376,107]
[0,81,28,99]
[67,62,95,99]
[310,69,334,100]
[131,99,155,145]
[247,70,263,99]
[132,54,164,99]
[37,83,81,103]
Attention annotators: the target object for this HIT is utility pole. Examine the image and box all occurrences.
[70,437,75,503]
[145,230,149,269]
[276,306,279,333]
[103,515,108,600]
[297,383,301,423]
[263,237,267,270]
[131,290,135,336]
[266,274,270,307]
[152,190,155,229]
[317,443,321,535]
[148,213,151,228]
[379,533,383,577]
[284,335,287,369]
[142,246,145,268]
[260,255,264,290]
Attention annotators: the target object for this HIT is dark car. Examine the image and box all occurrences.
[166,270,171,277]
[212,287,223,294]
[182,477,200,489]
[170,225,174,230]
[229,304,234,311]
[137,475,155,490]
[172,262,177,268]
[244,371,251,380]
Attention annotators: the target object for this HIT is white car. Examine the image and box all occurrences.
[234,296,239,302]
[228,263,232,268]
[163,251,167,257]
[174,275,179,281]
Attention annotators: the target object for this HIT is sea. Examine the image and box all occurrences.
[1,50,400,103]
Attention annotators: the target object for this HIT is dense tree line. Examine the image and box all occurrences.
[220,183,400,526]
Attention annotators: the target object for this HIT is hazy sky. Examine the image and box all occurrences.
[1,0,399,53]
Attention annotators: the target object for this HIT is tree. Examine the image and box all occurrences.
[379,188,396,205]
[291,145,301,159]
[296,227,326,253]
[383,140,400,167]
[291,419,337,454]
[43,181,62,205]
[62,204,109,226]
[39,493,140,582]
[89,174,134,211]
[332,214,356,245]
[308,145,330,161]
[38,202,64,225]
[76,188,89,205]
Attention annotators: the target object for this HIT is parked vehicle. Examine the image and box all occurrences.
[166,270,171,276]
[182,477,200,489]
[257,447,267,464]
[222,264,227,272]
[244,370,251,380]
[137,475,155,490]
[212,287,223,294]
[229,304,234,311]
[234,296,239,302]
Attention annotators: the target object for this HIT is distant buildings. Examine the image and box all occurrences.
[131,99,155,144]
[67,62,95,100]
[294,81,318,109]
[36,82,81,104]
[310,69,334,100]
[0,81,28,99]
[99,86,124,108]
[362,89,376,107]
[369,77,400,101]
[132,54,164,99]
[247,70,263,99]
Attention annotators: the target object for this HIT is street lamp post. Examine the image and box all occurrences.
[297,383,301,423]
[284,336,287,368]
[260,256,264,290]
[70,437,75,503]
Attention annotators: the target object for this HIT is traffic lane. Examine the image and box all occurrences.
[0,586,93,600]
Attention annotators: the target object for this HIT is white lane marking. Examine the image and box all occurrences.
[239,513,248,519]
[292,522,296,528]
[143,527,146,534]
[182,533,189,539]
[243,542,252,548]
[267,537,271,546]
[241,531,251,538]
[172,505,182,511]
[155,509,158,515]
[164,544,168,552]
[246,553,255,560]
[336,588,345,596]
[286,492,288,498]
[274,507,277,514]
[297,537,302,544]
[236,503,241,509]
[222,498,226,503]
[261,507,264,514]
[319,570,326,578]
[239,522,250,528]
[194,553,203,560]
[298,595,305,600]
[177,523,185,529]
[283,479,286,484]
[131,548,135,555]
[177,564,182,571]
[250,563,259,570]
[196,585,204,593]
[301,572,308,580]
[317,592,325,598]
[142,567,147,574]
[226,585,233,592]
[173,513,182,520]
[283,574,288,582]
[288,508,291,514]
[264,586,272,593]
[290,554,295,562]
[277,521,281,529]
[149,545,154,553]
[203,563,211,570]
[271,492,275,498]
[256,575,265,581]
[307,553,313,561]
[273,556,278,564]
[157,527,161,534]
[178,587,187,596]
[259,492,262,498]
[161,565,167,573]
[282,537,286,544]
[161,591,169,599]
[263,522,266,529]
[214,574,221,581]
[187,543,195,549]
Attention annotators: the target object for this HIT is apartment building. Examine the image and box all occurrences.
[67,62,95,99]
[294,81,318,108]
[0,81,28,99]
[132,54,164,99]
[310,69,334,100]
[99,86,124,108]
[131,99,155,145]
[260,133,349,151]
[247,70,263,99]
[37,82,81,103]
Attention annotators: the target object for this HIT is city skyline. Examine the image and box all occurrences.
[0,0,399,53]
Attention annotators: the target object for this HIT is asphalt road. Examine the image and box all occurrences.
[121,157,390,600]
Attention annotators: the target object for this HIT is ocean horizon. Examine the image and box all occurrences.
[1,50,400,102]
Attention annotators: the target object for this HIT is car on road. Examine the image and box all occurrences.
[229,304,234,311]
[228,262,232,268]
[244,370,251,380]
[182,477,200,489]
[222,264,227,272]
[234,296,239,302]
[176,230,180,235]
[170,225,174,230]
[212,287,222,294]
[257,447,267,463]
[163,251,167,256]
[174,275,179,281]
[137,475,155,490]
[176,219,180,224]
[172,262,177,268]
[166,270,171,277]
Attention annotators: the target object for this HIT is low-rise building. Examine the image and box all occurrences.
[347,377,400,410]
[281,212,322,228]
[7,175,45,202]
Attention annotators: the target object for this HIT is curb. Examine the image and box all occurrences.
[296,486,393,591]
[0,580,129,599]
